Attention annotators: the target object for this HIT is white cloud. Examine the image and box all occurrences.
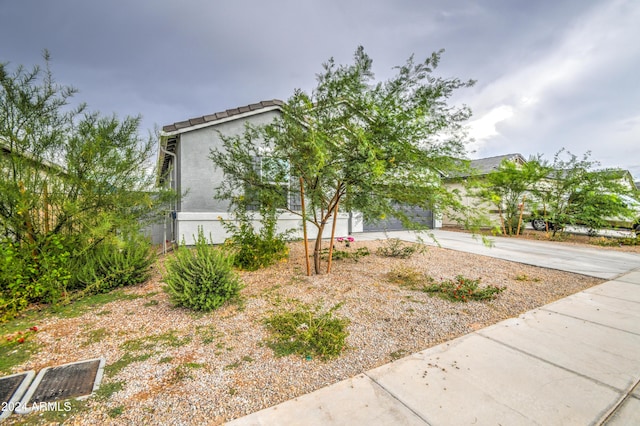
[466,105,515,152]
[460,0,640,163]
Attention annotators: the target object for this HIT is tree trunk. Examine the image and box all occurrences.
[313,223,325,274]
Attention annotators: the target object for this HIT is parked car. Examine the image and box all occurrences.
[531,194,640,235]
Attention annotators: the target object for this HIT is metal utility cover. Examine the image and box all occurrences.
[0,371,35,420]
[16,358,105,414]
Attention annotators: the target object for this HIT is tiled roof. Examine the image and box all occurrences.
[469,153,526,175]
[162,99,284,133]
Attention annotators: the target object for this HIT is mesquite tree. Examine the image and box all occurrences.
[211,46,476,274]
[0,52,171,313]
[537,150,635,236]
[474,157,550,235]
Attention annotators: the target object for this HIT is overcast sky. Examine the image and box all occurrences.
[2,0,639,179]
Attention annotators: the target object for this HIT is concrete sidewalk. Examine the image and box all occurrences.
[227,233,640,426]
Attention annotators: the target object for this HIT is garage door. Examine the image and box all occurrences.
[363,205,433,231]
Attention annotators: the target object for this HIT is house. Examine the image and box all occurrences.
[441,153,527,228]
[157,100,366,245]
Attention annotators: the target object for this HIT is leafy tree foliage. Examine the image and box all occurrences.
[474,149,636,237]
[474,157,550,235]
[0,52,169,318]
[211,46,476,274]
[536,150,635,236]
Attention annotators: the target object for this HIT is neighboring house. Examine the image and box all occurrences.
[0,139,67,241]
[157,100,367,245]
[442,153,640,231]
[442,153,527,228]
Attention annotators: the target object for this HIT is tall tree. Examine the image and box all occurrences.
[474,157,550,235]
[536,149,635,236]
[0,52,170,310]
[212,46,477,274]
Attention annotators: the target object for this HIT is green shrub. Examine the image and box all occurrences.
[589,236,640,247]
[423,275,505,302]
[75,234,155,294]
[386,266,434,290]
[320,247,370,262]
[263,303,349,360]
[0,235,73,321]
[163,229,242,311]
[376,238,424,259]
[221,205,290,271]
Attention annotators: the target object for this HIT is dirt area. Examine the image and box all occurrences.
[5,237,609,425]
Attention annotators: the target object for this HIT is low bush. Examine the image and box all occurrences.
[423,275,505,302]
[386,266,434,290]
[589,236,640,247]
[376,238,424,259]
[0,234,73,321]
[75,234,156,294]
[163,229,243,311]
[320,246,370,262]
[221,206,290,271]
[263,303,349,360]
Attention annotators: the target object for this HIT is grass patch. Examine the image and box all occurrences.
[224,361,241,370]
[26,398,87,423]
[81,327,110,347]
[121,330,191,352]
[95,380,125,401]
[170,362,204,382]
[49,290,144,319]
[263,303,349,360]
[108,405,125,418]
[389,348,409,360]
[105,353,154,376]
[196,325,222,345]
[0,339,38,374]
[143,299,159,307]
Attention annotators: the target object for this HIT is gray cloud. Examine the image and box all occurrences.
[1,0,638,178]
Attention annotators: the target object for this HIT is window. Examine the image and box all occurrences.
[246,156,300,211]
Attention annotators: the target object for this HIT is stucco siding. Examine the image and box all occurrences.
[178,110,281,212]
[176,211,363,245]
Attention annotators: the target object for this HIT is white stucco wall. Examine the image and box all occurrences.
[164,108,365,244]
[177,110,282,212]
[175,211,363,245]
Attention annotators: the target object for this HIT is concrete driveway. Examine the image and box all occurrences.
[356,229,640,279]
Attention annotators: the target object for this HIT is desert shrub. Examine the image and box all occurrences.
[386,266,434,290]
[590,236,640,247]
[263,303,349,360]
[320,246,370,262]
[423,275,505,302]
[222,206,290,271]
[75,234,156,294]
[163,229,242,311]
[0,234,73,321]
[377,238,424,259]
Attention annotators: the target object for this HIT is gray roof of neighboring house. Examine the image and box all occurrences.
[161,99,284,134]
[468,153,526,175]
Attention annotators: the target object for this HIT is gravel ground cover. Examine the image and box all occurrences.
[5,238,607,425]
